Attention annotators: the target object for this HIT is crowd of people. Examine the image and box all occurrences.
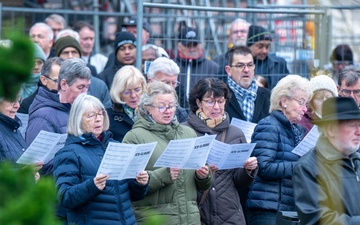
[1,13,360,225]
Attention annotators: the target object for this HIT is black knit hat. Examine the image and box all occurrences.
[114,31,136,54]
[54,36,82,57]
[246,25,272,47]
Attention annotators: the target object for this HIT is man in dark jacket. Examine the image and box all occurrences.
[247,25,289,90]
[19,57,64,114]
[293,97,360,225]
[98,31,137,89]
[175,27,219,108]
[225,46,270,123]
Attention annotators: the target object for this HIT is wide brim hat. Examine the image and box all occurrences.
[313,97,360,125]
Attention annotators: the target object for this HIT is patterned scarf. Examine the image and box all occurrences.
[291,124,303,146]
[196,108,226,128]
[227,78,258,122]
[123,104,136,122]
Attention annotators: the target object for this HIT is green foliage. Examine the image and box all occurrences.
[0,19,34,101]
[143,210,167,225]
[0,162,60,225]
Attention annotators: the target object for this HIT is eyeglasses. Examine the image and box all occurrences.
[43,75,58,83]
[86,110,105,120]
[162,80,180,87]
[230,63,255,70]
[202,98,226,107]
[150,105,177,113]
[340,89,360,97]
[123,87,142,96]
[333,60,351,66]
[9,96,22,106]
[292,97,307,106]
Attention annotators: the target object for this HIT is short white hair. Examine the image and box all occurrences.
[56,29,80,42]
[147,57,180,79]
[29,22,54,41]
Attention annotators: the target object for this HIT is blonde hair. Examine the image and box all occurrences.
[110,65,146,104]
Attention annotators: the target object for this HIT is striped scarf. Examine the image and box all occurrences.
[227,78,258,122]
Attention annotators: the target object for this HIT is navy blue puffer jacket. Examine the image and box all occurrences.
[53,131,148,225]
[247,110,304,211]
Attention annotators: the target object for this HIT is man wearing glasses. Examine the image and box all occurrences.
[18,57,64,114]
[147,57,188,122]
[338,65,360,108]
[225,46,270,123]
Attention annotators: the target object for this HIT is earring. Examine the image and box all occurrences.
[284,104,287,109]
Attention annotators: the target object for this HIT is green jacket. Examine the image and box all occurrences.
[123,113,213,225]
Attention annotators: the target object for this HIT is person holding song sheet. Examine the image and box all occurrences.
[53,94,149,225]
[0,95,42,181]
[247,75,312,225]
[122,81,213,225]
[182,78,258,225]
[107,65,146,142]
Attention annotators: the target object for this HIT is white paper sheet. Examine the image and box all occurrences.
[292,125,320,156]
[230,118,257,143]
[16,130,67,164]
[96,142,156,180]
[207,140,256,169]
[154,135,216,169]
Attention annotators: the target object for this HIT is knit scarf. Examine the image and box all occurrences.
[21,73,41,99]
[227,78,258,122]
[195,108,226,128]
[123,104,136,122]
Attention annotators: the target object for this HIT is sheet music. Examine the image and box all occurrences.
[154,135,216,169]
[207,140,256,169]
[16,130,67,164]
[230,118,257,143]
[97,142,156,180]
[292,125,320,156]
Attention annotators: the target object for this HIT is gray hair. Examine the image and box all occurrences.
[29,22,54,41]
[138,81,178,116]
[58,58,91,90]
[230,18,250,31]
[67,93,109,136]
[338,65,360,86]
[147,57,180,79]
[56,29,80,42]
[110,65,146,104]
[270,74,312,112]
[41,57,64,76]
[45,14,67,28]
[142,44,161,57]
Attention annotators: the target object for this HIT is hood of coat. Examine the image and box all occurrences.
[29,86,71,115]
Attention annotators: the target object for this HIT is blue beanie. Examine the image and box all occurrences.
[33,43,46,61]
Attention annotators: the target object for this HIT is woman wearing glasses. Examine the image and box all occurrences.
[247,75,312,225]
[182,78,258,225]
[53,94,149,225]
[0,96,26,163]
[107,65,146,142]
[122,81,213,225]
